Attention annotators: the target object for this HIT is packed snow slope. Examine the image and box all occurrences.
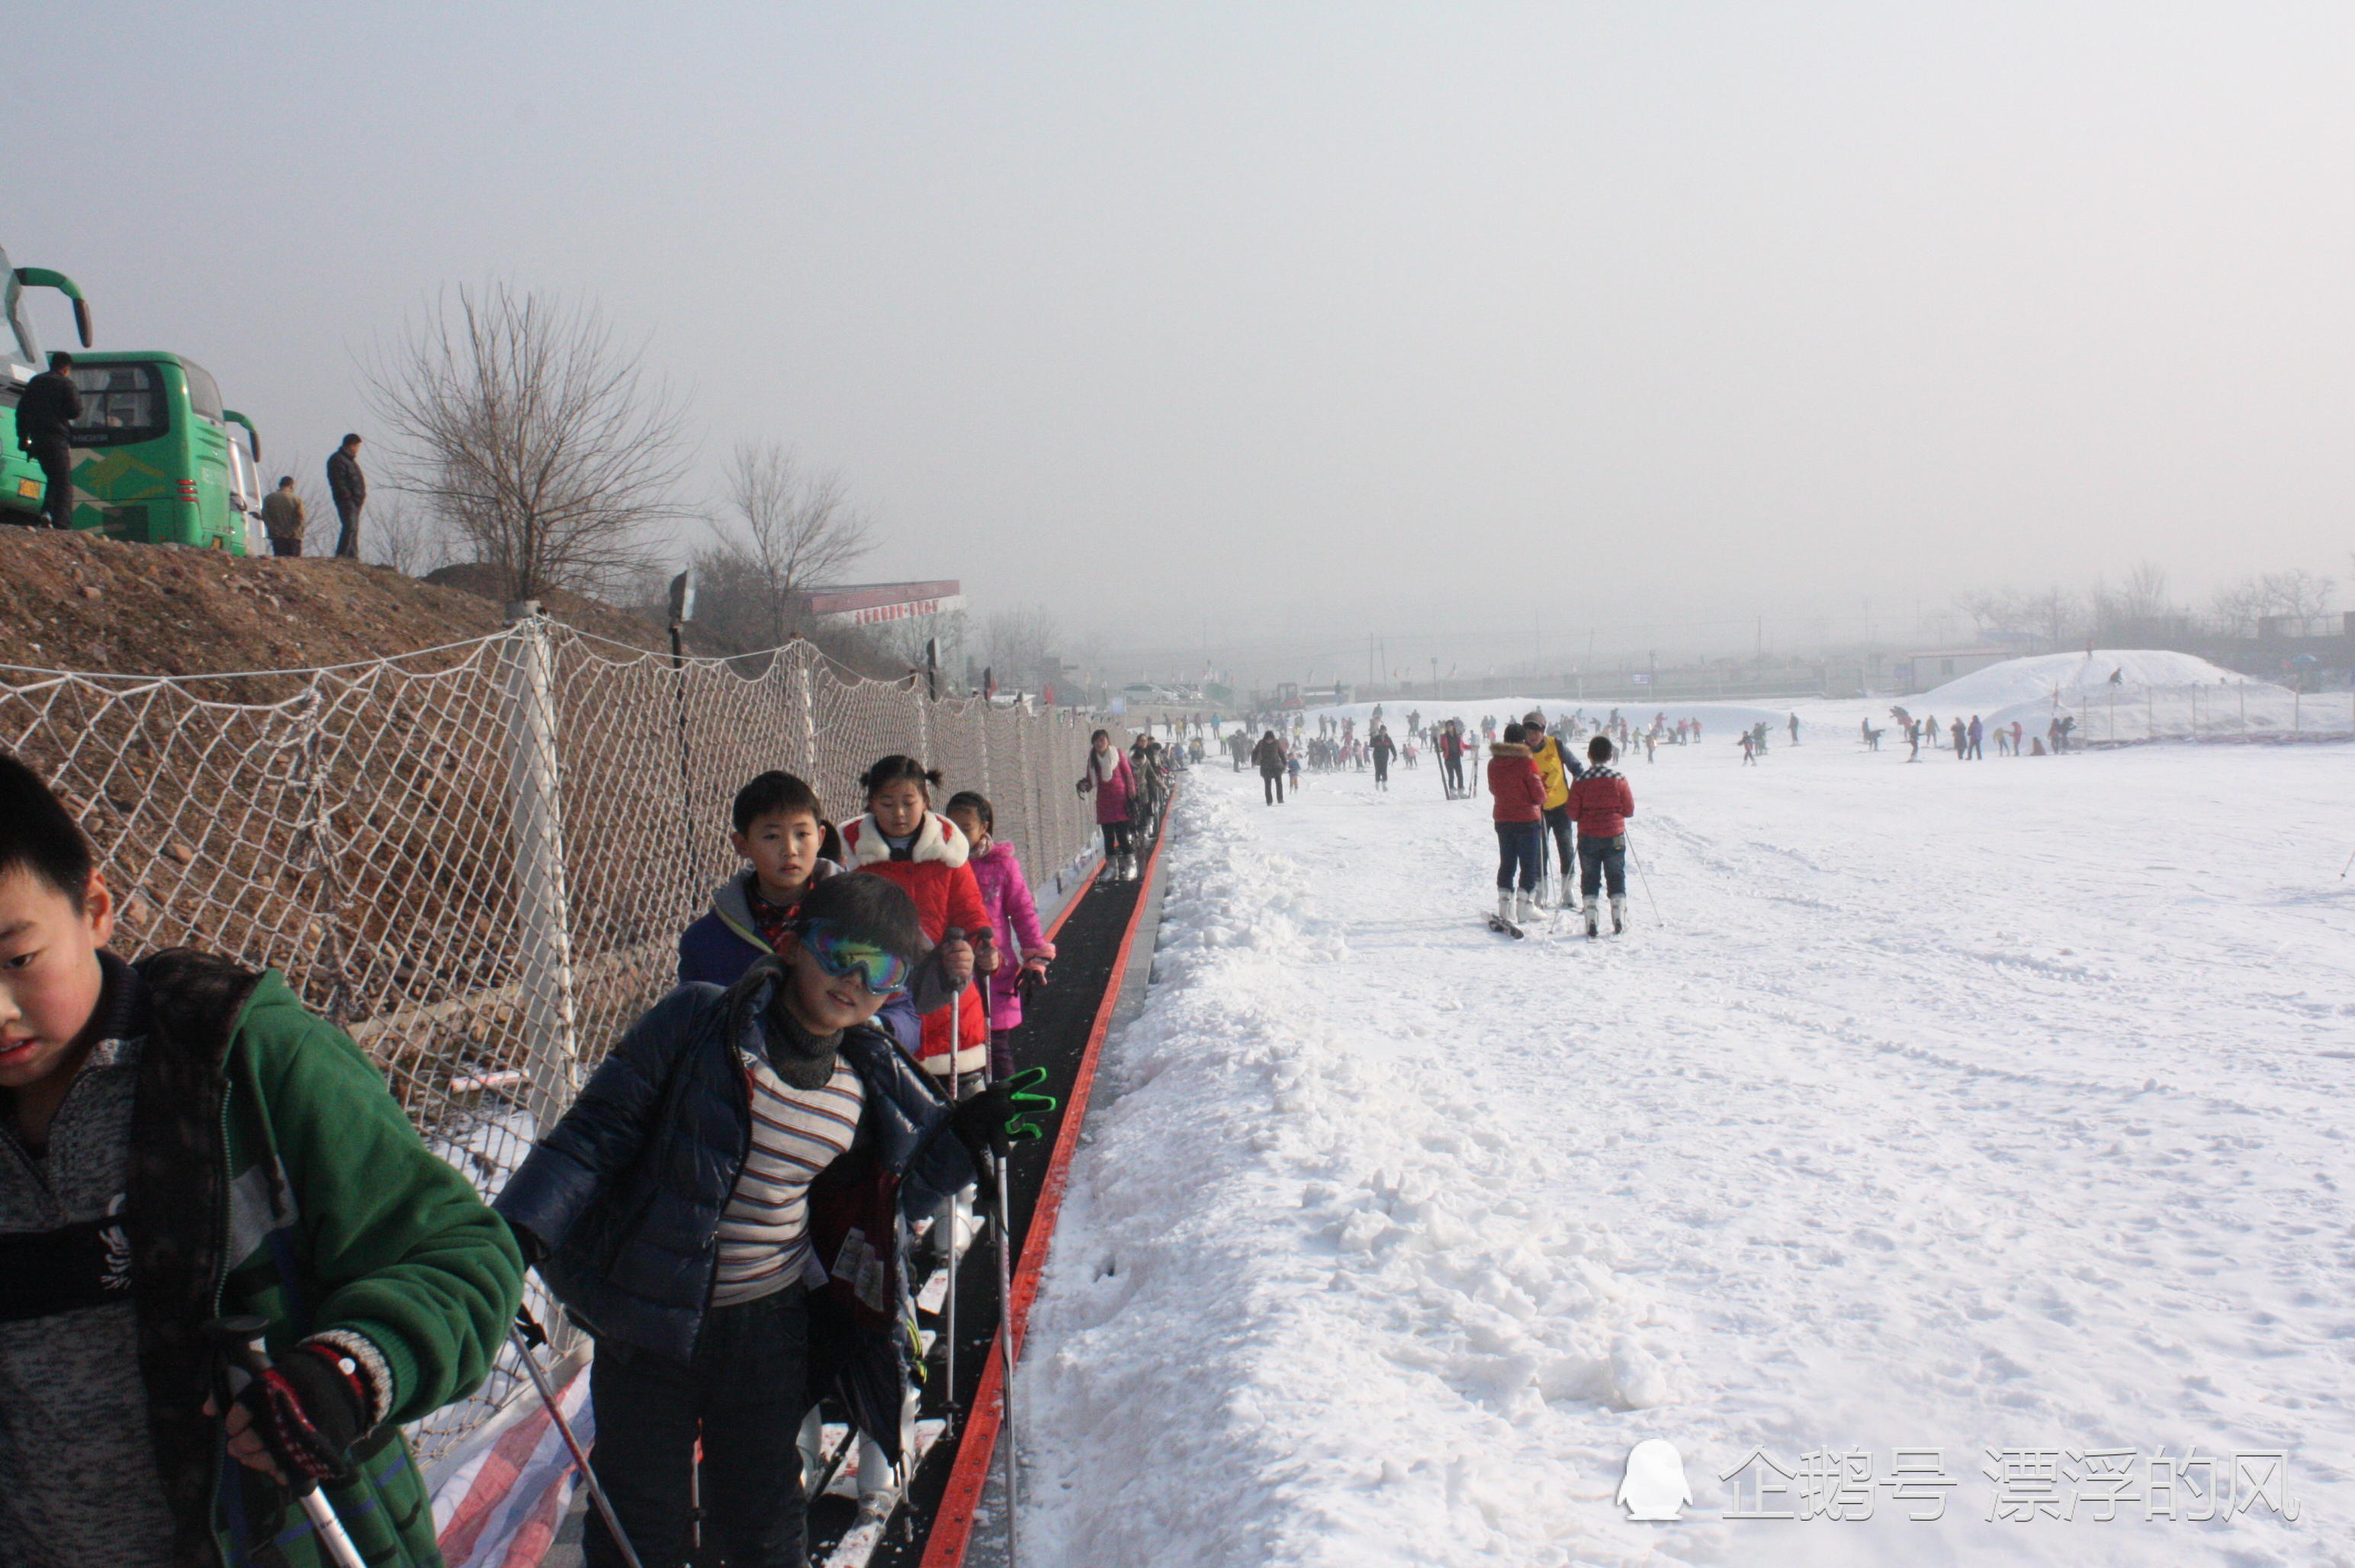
[1922,649,2283,708]
[1018,735,2354,1567]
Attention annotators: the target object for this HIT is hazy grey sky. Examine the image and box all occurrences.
[16,3,2353,674]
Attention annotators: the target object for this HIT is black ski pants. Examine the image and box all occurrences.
[1102,820,1133,857]
[586,1290,811,1568]
[1373,755,1389,786]
[1262,771,1284,804]
[1541,805,1574,888]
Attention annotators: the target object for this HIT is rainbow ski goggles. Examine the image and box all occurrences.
[798,920,912,998]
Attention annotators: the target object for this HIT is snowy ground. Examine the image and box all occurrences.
[1017,718,2355,1567]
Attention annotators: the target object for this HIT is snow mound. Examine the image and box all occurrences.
[1920,649,2271,710]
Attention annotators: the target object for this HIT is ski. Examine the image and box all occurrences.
[1484,911,1526,939]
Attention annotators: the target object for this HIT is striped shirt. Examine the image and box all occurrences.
[710,1052,863,1307]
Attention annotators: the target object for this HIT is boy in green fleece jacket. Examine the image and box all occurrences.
[0,753,522,1568]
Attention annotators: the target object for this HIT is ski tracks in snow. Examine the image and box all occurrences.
[1023,779,1685,1567]
[1022,744,2355,1568]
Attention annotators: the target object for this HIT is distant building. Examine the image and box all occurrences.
[1898,647,2010,693]
[795,580,967,672]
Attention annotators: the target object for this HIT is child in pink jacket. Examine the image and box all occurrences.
[946,791,1055,1078]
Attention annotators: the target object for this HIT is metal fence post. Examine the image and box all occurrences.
[500,605,580,1135]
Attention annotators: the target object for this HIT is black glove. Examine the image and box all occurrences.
[951,1081,1018,1162]
[240,1344,368,1484]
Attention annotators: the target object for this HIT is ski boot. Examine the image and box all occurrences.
[1610,895,1626,935]
[1515,891,1537,925]
[1124,851,1140,882]
[1496,889,1515,926]
[1582,897,1600,940]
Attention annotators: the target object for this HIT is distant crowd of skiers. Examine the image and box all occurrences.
[1875,708,2077,761]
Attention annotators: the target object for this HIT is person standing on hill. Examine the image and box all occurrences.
[1950,717,1966,759]
[260,475,307,557]
[1967,715,1984,760]
[1370,725,1396,790]
[1788,712,1801,746]
[326,433,367,559]
[16,351,82,529]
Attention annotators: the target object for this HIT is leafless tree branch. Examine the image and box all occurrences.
[361,283,691,600]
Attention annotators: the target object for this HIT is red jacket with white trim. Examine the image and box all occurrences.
[839,811,990,1075]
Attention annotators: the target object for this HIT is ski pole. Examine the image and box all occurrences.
[994,1137,1021,1567]
[939,933,978,1434]
[1628,833,1663,927]
[2341,845,2355,878]
[510,1311,647,1568]
[205,1317,371,1568]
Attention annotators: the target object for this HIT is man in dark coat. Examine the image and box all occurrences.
[16,351,82,529]
[326,432,366,558]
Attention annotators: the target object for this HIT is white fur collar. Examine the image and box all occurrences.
[842,810,969,869]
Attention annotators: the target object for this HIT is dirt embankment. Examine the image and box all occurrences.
[0,531,681,683]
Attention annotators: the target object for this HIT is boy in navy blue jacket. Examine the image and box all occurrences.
[502,874,1019,1568]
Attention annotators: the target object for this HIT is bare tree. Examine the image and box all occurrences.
[2118,561,2171,621]
[983,605,1062,691]
[2207,577,2270,637]
[363,495,451,577]
[690,442,872,650]
[363,283,689,601]
[2019,586,2078,651]
[2257,568,2336,624]
[2089,561,2177,641]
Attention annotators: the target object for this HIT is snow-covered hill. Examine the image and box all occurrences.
[1921,649,2275,708]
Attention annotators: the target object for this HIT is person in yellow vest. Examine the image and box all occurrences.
[1522,709,1581,906]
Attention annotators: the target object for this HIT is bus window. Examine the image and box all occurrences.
[70,363,167,444]
[180,359,224,420]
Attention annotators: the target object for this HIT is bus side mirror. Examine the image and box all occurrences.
[73,298,92,348]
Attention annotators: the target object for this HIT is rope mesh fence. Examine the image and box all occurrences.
[0,617,1117,1467]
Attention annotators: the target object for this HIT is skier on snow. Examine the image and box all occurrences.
[1487,722,1547,927]
[1566,734,1637,937]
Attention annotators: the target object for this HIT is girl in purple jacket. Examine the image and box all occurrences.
[945,792,1055,1078]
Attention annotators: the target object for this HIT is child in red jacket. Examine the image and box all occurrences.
[1487,722,1547,924]
[1566,734,1637,937]
[839,756,994,1094]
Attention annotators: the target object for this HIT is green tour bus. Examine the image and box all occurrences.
[65,352,265,554]
[2,245,95,521]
